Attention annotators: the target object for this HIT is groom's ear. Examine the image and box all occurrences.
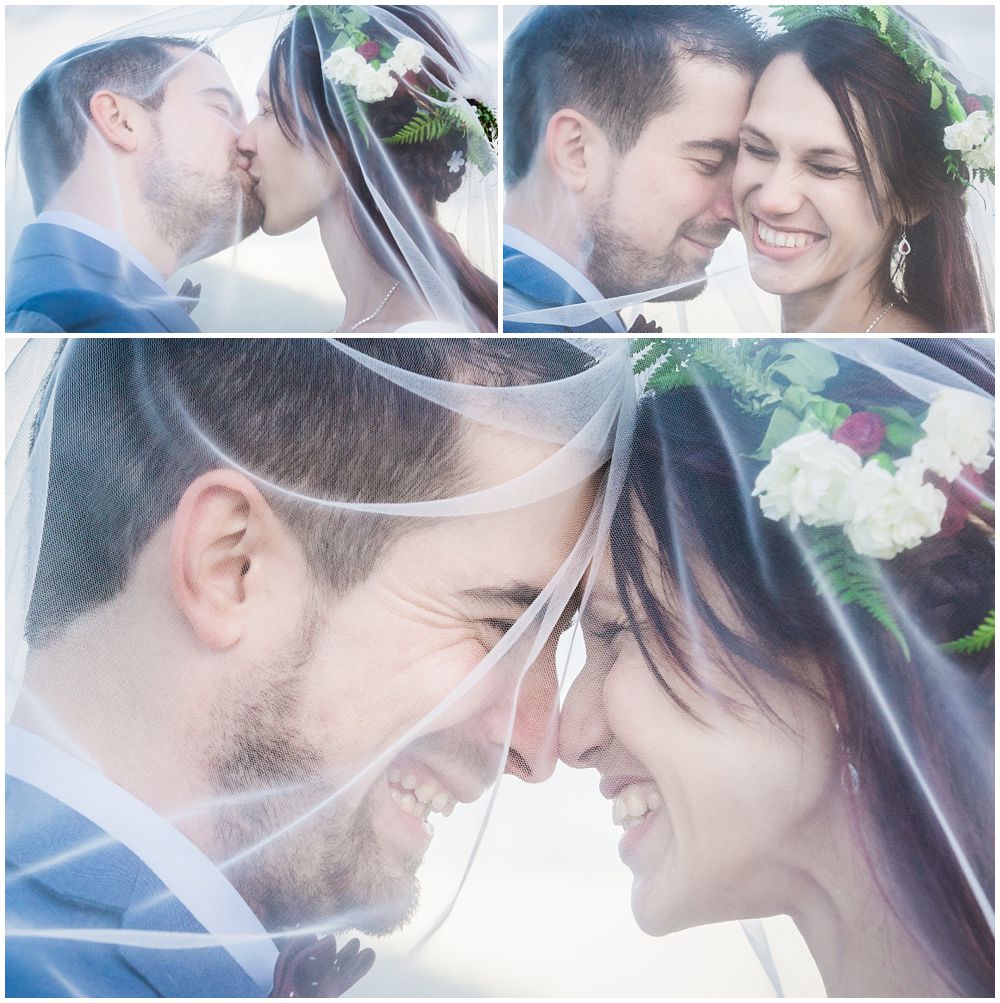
[168,469,305,651]
[88,90,147,153]
[544,108,609,193]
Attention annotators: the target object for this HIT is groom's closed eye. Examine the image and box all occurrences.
[681,139,737,175]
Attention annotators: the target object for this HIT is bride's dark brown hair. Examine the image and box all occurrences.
[268,6,497,331]
[766,19,990,332]
[612,342,994,995]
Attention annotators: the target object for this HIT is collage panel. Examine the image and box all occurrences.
[501,5,994,334]
[5,335,995,998]
[5,5,499,333]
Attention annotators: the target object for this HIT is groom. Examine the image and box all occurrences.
[7,339,596,997]
[6,37,262,333]
[503,6,761,333]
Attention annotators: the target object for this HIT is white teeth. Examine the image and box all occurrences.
[756,219,818,249]
[611,781,663,830]
[388,767,457,819]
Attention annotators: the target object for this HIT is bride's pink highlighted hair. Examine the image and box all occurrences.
[613,341,994,995]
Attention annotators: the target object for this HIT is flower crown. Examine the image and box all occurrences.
[772,5,995,187]
[301,5,497,176]
[635,339,996,658]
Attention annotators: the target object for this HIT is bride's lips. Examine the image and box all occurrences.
[749,214,826,261]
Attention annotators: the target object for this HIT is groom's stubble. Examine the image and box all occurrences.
[141,122,263,267]
[585,169,729,302]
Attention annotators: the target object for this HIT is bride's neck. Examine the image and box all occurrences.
[316,201,428,330]
[780,264,891,334]
[784,801,954,996]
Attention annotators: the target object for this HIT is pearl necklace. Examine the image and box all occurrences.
[864,302,895,334]
[346,281,401,332]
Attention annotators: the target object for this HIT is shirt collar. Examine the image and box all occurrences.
[6,725,278,993]
[36,211,170,293]
[503,224,626,333]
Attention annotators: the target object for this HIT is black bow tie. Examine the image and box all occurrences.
[269,934,375,997]
[176,279,202,315]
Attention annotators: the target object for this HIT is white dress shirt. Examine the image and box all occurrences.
[36,211,170,293]
[6,725,278,992]
[503,224,626,333]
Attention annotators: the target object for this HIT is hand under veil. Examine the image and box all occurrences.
[501,5,994,334]
[5,337,635,996]
[5,5,499,333]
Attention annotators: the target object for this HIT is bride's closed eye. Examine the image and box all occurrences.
[739,140,775,160]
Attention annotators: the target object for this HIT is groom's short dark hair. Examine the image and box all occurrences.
[504,5,762,186]
[19,36,208,213]
[26,339,593,646]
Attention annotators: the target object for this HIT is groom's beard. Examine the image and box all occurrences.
[207,612,422,936]
[586,194,728,302]
[141,128,263,266]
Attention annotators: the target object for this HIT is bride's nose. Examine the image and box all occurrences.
[558,668,612,770]
[754,160,806,217]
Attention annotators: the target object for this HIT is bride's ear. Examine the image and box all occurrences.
[544,108,610,193]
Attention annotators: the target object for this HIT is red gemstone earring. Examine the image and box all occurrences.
[897,228,911,257]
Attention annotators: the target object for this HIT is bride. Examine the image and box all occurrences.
[237,5,498,332]
[734,9,993,333]
[563,339,994,995]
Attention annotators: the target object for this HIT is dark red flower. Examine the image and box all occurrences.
[930,466,989,537]
[357,40,380,61]
[832,411,886,457]
[963,95,985,114]
[402,69,418,85]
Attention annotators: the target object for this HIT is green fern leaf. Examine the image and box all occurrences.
[941,609,995,654]
[806,526,910,658]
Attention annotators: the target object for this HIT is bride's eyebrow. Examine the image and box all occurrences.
[802,143,856,160]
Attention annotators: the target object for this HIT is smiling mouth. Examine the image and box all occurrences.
[611,780,663,832]
[386,765,461,830]
[753,216,824,252]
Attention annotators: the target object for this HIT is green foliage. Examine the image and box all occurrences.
[941,609,995,654]
[386,107,464,145]
[807,526,910,658]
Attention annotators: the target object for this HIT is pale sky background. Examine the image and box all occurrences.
[4,4,499,332]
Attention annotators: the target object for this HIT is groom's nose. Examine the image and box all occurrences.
[485,657,559,783]
[711,169,739,230]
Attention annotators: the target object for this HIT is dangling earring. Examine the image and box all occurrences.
[897,227,912,258]
[833,717,860,795]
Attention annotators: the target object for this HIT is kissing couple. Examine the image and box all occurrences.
[503,5,994,334]
[6,5,498,334]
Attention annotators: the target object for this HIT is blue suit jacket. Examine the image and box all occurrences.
[5,224,200,334]
[6,776,262,997]
[502,243,620,334]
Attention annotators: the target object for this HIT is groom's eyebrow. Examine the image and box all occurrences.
[682,139,737,157]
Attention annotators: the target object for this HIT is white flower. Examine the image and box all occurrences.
[943,109,993,154]
[355,65,397,103]
[913,387,995,480]
[845,461,946,560]
[964,133,995,172]
[752,431,861,530]
[447,150,466,174]
[386,38,424,76]
[322,47,367,86]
